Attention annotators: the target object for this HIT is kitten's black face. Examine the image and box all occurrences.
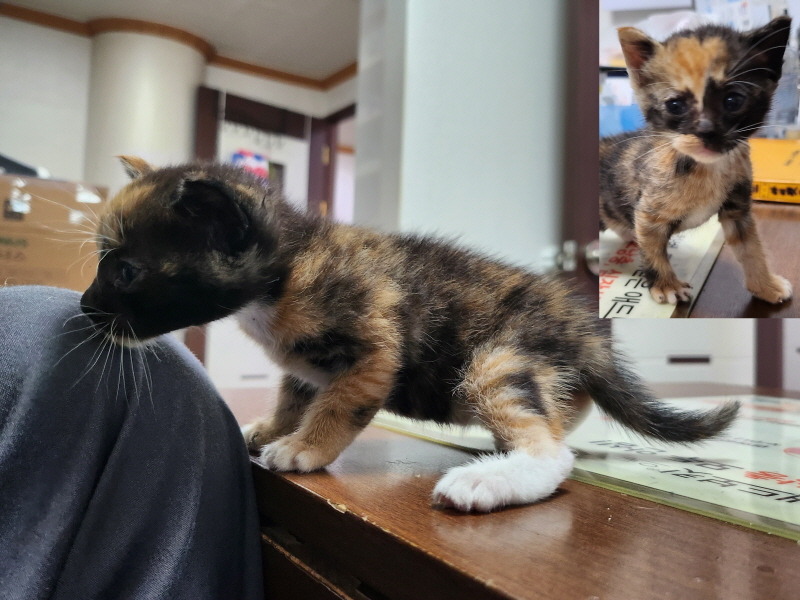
[81,160,276,344]
[645,78,773,157]
[619,16,791,163]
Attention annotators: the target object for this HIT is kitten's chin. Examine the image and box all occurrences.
[672,135,725,164]
[105,329,153,348]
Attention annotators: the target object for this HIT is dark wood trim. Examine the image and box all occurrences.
[324,103,356,125]
[195,86,220,161]
[307,118,337,217]
[183,327,207,365]
[756,320,783,388]
[0,2,90,36]
[561,0,599,297]
[224,93,308,140]
[186,85,223,365]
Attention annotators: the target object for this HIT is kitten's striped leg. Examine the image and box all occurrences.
[634,211,692,304]
[258,349,397,472]
[242,375,317,452]
[433,346,574,512]
[719,196,791,304]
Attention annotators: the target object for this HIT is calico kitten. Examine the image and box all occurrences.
[80,157,739,512]
[600,16,792,305]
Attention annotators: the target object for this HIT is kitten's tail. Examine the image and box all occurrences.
[583,355,739,443]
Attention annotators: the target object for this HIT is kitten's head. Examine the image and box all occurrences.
[80,157,279,344]
[619,16,791,163]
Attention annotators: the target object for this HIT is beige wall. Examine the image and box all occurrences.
[0,17,91,181]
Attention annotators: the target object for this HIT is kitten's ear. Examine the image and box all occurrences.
[170,174,251,254]
[117,155,154,180]
[742,16,792,81]
[618,27,661,87]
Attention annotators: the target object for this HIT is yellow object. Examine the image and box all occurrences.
[750,138,800,203]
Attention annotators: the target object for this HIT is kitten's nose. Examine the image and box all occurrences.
[697,118,714,134]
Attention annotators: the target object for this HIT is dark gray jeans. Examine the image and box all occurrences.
[0,286,263,600]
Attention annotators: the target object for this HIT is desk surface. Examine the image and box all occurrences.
[224,383,800,600]
[690,202,800,318]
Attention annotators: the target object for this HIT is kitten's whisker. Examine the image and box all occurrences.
[728,40,787,78]
[730,123,785,135]
[96,332,116,395]
[71,328,112,389]
[726,79,760,89]
[606,133,673,147]
[53,322,107,368]
[133,331,156,412]
[51,322,101,339]
[127,338,140,405]
[628,140,674,164]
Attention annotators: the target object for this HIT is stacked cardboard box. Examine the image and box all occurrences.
[0,175,106,292]
[750,138,800,204]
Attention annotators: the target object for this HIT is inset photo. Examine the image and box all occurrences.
[599,1,800,318]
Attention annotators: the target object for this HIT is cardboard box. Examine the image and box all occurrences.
[0,175,106,292]
[750,138,800,204]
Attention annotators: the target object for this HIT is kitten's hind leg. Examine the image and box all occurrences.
[242,375,317,452]
[432,347,574,512]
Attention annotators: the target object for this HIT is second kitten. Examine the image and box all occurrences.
[600,16,792,305]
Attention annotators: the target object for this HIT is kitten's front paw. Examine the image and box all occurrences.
[241,421,279,453]
[649,281,692,305]
[258,435,337,472]
[750,274,792,304]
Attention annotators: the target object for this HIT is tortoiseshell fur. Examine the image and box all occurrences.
[600,17,792,305]
[81,158,738,512]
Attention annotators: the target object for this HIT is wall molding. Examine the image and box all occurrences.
[0,2,89,35]
[209,55,324,90]
[86,17,216,61]
[0,2,356,90]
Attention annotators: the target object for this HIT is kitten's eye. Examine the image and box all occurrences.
[665,99,688,116]
[723,92,746,112]
[116,261,140,288]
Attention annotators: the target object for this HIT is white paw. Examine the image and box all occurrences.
[432,446,574,512]
[257,435,333,473]
[751,275,792,304]
[650,282,692,305]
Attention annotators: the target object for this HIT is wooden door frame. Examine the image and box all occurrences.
[756,320,783,388]
[561,0,599,299]
[307,104,356,217]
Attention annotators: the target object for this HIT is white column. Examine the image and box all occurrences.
[398,0,568,270]
[84,32,206,194]
[353,0,407,231]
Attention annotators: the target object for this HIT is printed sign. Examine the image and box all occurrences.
[569,395,800,540]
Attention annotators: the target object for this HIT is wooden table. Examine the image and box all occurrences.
[690,202,800,317]
[221,383,800,600]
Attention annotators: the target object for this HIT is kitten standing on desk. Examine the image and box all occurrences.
[600,16,792,305]
[79,158,739,512]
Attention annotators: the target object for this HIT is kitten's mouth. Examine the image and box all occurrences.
[672,135,725,164]
[696,146,721,159]
[105,329,148,348]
